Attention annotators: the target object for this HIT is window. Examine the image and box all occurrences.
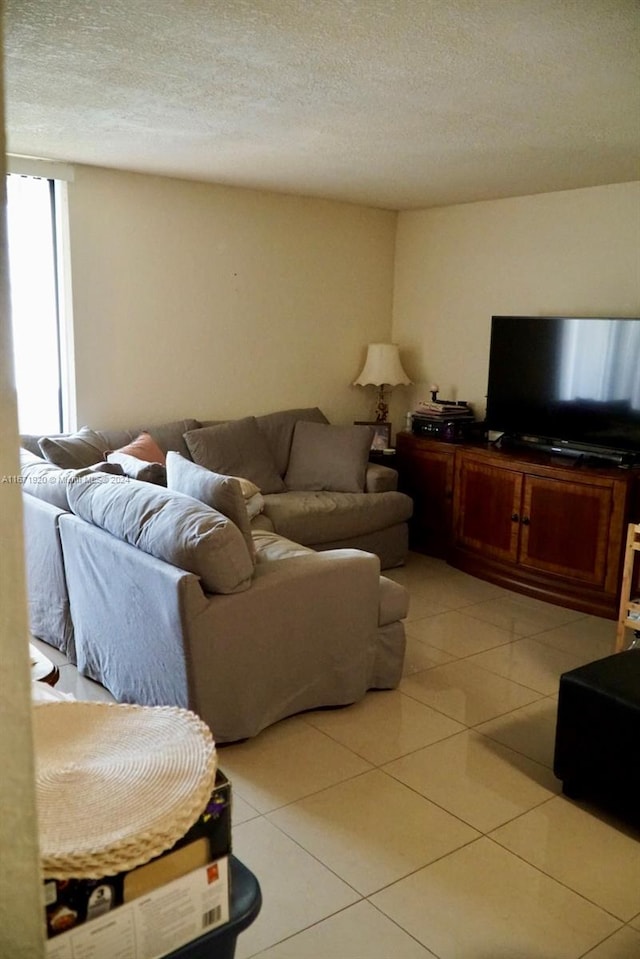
[6,167,74,434]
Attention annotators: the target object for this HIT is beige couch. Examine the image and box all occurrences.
[20,408,411,741]
[21,407,412,568]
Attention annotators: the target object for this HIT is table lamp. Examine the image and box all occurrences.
[353,343,412,422]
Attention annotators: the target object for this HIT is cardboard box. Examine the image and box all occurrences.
[43,768,231,941]
[45,857,230,959]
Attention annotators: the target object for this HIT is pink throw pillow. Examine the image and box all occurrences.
[108,431,166,465]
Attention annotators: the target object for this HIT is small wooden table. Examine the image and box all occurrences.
[615,523,640,652]
[30,643,60,686]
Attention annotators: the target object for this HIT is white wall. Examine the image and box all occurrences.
[0,82,46,959]
[392,182,640,419]
[67,166,397,428]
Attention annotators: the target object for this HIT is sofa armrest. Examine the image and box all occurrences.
[57,513,395,743]
[22,494,75,660]
[59,514,207,708]
[187,548,383,740]
[365,463,398,492]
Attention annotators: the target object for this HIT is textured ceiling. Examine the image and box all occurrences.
[4,0,640,210]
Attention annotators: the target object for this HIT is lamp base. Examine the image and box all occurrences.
[375,387,389,423]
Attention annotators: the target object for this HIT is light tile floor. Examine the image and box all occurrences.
[33,553,640,959]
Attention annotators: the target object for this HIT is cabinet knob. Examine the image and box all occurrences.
[511,513,519,522]
[522,516,530,526]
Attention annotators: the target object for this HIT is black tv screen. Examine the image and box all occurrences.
[485,316,640,458]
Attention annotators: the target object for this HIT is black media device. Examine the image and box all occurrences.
[485,315,640,466]
[412,417,475,442]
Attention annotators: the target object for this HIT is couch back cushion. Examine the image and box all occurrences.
[284,421,374,492]
[67,475,253,594]
[196,408,329,478]
[165,452,255,562]
[137,419,201,459]
[184,417,286,494]
[20,449,124,510]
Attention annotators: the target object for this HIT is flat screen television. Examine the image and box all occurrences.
[485,315,640,465]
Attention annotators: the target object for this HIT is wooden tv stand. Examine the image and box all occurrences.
[396,431,640,619]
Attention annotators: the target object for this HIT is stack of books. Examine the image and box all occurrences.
[414,399,475,420]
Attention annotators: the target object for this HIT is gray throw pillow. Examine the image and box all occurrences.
[166,452,255,562]
[183,417,286,494]
[284,421,374,493]
[67,475,254,595]
[255,407,329,477]
[38,426,110,469]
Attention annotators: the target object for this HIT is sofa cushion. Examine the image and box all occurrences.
[105,451,167,485]
[250,513,275,533]
[255,407,329,477]
[261,489,413,546]
[39,427,111,469]
[67,474,253,594]
[251,528,316,562]
[166,452,255,562]
[378,575,410,626]
[19,448,124,510]
[184,417,286,494]
[284,421,374,493]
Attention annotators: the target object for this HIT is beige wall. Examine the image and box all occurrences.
[392,182,640,420]
[0,78,46,959]
[65,174,639,437]
[67,166,397,428]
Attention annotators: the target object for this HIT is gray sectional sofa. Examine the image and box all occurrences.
[20,407,412,741]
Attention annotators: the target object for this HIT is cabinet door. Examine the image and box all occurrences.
[397,440,454,555]
[519,474,613,586]
[454,455,522,563]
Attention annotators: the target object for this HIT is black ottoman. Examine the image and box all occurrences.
[553,650,640,821]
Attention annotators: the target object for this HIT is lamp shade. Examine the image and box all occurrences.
[353,343,412,387]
